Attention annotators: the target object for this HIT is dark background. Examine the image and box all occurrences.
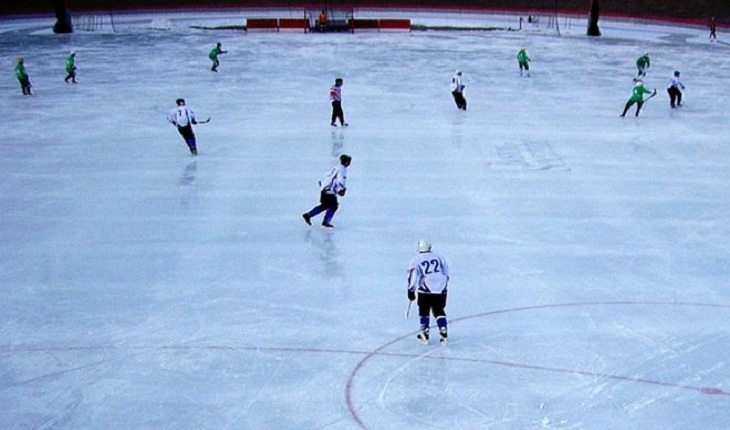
[1,1,727,25]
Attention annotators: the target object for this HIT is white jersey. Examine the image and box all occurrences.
[167,105,196,127]
[329,85,342,102]
[407,250,450,294]
[667,75,685,90]
[450,74,465,93]
[320,164,347,195]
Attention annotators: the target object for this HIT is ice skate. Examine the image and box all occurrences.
[439,327,448,345]
[417,329,429,345]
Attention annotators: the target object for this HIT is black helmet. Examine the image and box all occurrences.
[339,154,352,165]
[176,98,185,106]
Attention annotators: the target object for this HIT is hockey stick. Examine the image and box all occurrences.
[196,117,211,124]
[643,90,658,103]
[405,300,413,319]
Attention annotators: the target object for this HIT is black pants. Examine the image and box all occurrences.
[452,91,467,110]
[331,101,345,125]
[19,77,31,95]
[305,190,339,224]
[667,87,682,108]
[318,190,338,210]
[177,125,197,154]
[621,100,644,117]
[65,70,76,83]
[417,293,447,318]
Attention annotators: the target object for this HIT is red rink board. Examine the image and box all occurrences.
[378,19,411,30]
[279,18,308,30]
[246,18,278,30]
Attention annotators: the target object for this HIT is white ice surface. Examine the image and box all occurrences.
[1,12,729,429]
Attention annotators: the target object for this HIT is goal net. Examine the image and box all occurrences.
[305,8,354,32]
[72,13,116,32]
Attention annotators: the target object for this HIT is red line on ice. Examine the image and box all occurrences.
[344,301,730,429]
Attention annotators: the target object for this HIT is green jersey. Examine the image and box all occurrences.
[65,55,75,73]
[629,85,653,102]
[636,55,650,69]
[517,49,530,65]
[209,46,223,60]
[14,62,27,80]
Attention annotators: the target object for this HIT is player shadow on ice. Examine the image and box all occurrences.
[179,160,197,186]
[178,160,197,208]
[304,228,343,280]
[331,128,344,157]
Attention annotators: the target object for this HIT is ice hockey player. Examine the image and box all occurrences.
[517,48,531,77]
[329,78,348,127]
[620,80,656,117]
[302,154,351,228]
[14,57,32,95]
[208,42,227,72]
[64,50,77,83]
[406,239,451,345]
[709,17,718,42]
[635,53,650,79]
[450,70,467,110]
[666,70,685,109]
[167,98,199,155]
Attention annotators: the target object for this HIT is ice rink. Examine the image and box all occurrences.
[1,10,730,429]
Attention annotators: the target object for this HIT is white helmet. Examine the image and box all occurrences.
[455,69,462,75]
[634,80,644,87]
[417,239,432,253]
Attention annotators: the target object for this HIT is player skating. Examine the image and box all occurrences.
[329,78,348,127]
[406,240,451,345]
[635,52,651,80]
[302,154,351,229]
[450,70,467,110]
[620,80,656,117]
[208,42,227,72]
[667,70,685,109]
[64,50,77,83]
[14,57,32,95]
[709,17,718,42]
[167,98,206,155]
[517,47,531,77]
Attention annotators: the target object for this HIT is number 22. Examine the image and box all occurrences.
[421,259,440,274]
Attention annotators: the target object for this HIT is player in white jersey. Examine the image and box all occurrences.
[450,70,467,110]
[666,70,685,109]
[302,154,351,228]
[167,98,198,155]
[406,239,450,344]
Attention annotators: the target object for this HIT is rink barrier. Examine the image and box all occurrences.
[246,18,278,31]
[376,19,411,31]
[278,18,308,31]
[350,18,380,31]
[2,4,727,30]
[245,17,410,32]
